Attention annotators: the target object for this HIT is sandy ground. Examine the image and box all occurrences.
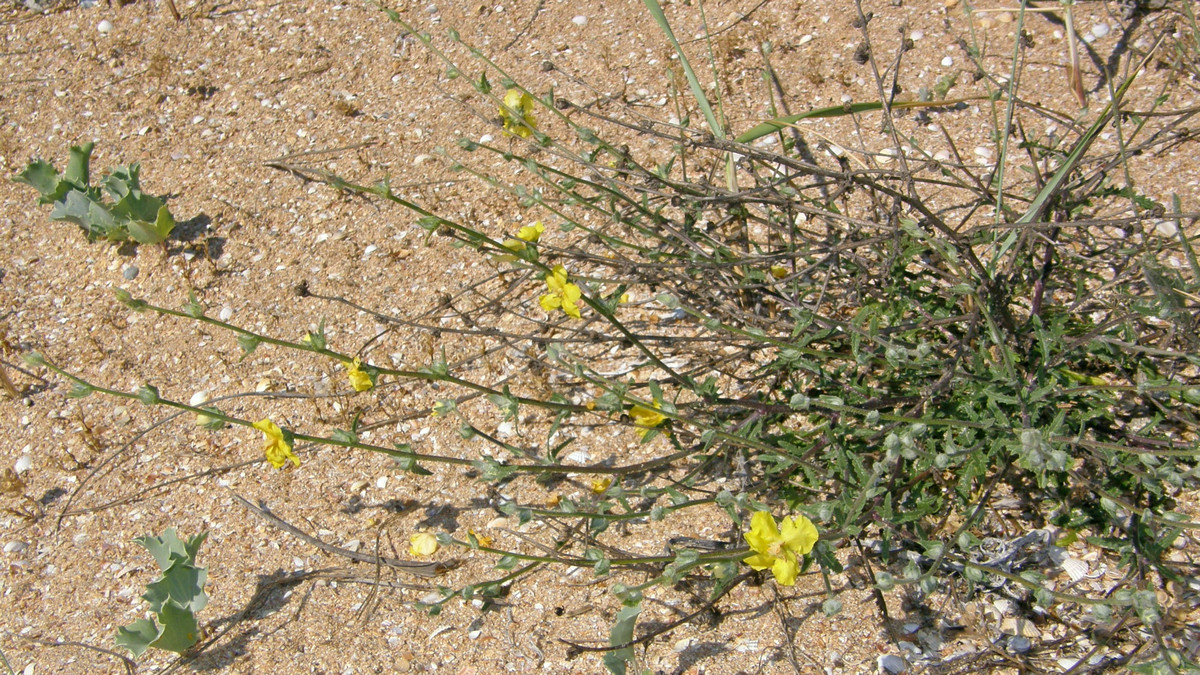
[0,0,1196,673]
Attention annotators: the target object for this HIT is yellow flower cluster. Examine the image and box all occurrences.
[539,265,582,318]
[254,419,299,469]
[743,511,818,586]
[499,89,537,139]
[344,357,374,392]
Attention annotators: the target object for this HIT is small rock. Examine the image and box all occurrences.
[4,541,28,553]
[674,637,696,653]
[1155,220,1178,237]
[122,265,139,280]
[219,306,234,321]
[940,56,953,67]
[1009,636,1032,653]
[878,654,907,674]
[14,455,32,473]
[97,19,113,33]
[909,30,924,41]
[1090,23,1110,38]
[571,15,587,26]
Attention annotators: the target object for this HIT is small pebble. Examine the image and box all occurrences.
[798,34,814,46]
[14,455,32,473]
[878,654,907,674]
[571,15,587,26]
[1090,23,1110,38]
[3,542,27,554]
[1009,636,1032,653]
[909,29,923,41]
[97,19,113,33]
[940,56,953,67]
[1155,220,1179,237]
[219,306,233,321]
[122,265,139,280]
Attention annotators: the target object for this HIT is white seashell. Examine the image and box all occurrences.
[1061,556,1088,582]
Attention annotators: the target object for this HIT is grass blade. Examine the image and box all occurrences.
[642,0,723,139]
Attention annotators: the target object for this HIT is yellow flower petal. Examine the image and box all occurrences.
[409,532,439,557]
[771,555,799,586]
[630,403,666,429]
[501,238,526,253]
[779,514,819,557]
[770,264,788,280]
[540,293,563,312]
[253,418,299,469]
[345,358,375,392]
[590,477,612,495]
[468,529,493,548]
[744,511,779,556]
[500,88,537,138]
[516,221,544,243]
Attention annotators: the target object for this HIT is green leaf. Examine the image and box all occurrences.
[149,600,201,654]
[125,204,175,244]
[473,457,518,482]
[133,528,194,571]
[394,453,433,476]
[136,385,161,406]
[142,563,208,613]
[50,188,118,240]
[181,292,205,319]
[236,334,260,358]
[64,141,94,186]
[641,0,722,139]
[12,159,65,201]
[115,617,161,658]
[602,602,642,675]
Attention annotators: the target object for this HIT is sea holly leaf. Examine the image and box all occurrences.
[602,602,642,675]
[143,204,175,243]
[12,159,64,200]
[149,600,201,654]
[115,618,161,658]
[64,141,94,186]
[50,188,117,240]
[134,528,191,571]
[182,528,208,559]
[101,163,142,201]
[144,563,208,613]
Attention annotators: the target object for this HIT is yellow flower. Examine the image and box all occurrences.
[539,265,583,318]
[743,511,818,586]
[409,532,439,557]
[517,221,544,243]
[344,358,374,392]
[769,264,789,280]
[590,477,612,495]
[468,529,493,548]
[629,402,666,439]
[500,88,537,138]
[499,221,545,256]
[254,418,299,469]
